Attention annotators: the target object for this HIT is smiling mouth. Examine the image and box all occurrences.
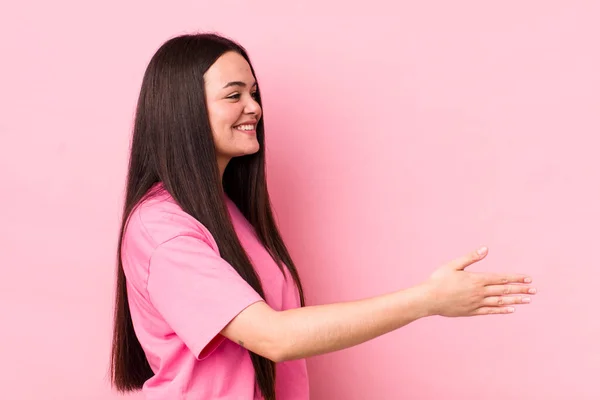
[233,124,256,132]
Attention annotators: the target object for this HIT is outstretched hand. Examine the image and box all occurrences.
[422,247,536,317]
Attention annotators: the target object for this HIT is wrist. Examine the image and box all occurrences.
[412,282,438,318]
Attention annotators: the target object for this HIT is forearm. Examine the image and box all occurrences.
[224,246,534,362]
[272,284,432,362]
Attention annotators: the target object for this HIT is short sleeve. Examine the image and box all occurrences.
[147,233,264,359]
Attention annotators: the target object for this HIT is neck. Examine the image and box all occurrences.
[217,156,230,182]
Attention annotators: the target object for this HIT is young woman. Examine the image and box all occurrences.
[110,33,536,400]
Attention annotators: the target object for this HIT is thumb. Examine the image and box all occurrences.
[448,246,488,271]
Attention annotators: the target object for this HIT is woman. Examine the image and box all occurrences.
[110,33,535,400]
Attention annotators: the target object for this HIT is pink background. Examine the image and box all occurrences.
[1,1,598,399]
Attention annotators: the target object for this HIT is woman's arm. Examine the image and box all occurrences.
[220,247,535,362]
[222,284,429,362]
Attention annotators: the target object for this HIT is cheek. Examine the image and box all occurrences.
[207,110,230,139]
[214,107,241,130]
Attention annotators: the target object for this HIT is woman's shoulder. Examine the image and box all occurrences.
[124,183,214,250]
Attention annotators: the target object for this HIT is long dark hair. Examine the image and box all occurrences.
[110,33,305,400]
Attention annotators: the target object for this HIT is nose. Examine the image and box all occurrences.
[244,96,261,116]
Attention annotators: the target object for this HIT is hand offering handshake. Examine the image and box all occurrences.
[422,247,536,317]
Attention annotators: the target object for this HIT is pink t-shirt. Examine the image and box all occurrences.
[121,183,309,399]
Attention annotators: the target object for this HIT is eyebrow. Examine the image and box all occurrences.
[222,81,257,89]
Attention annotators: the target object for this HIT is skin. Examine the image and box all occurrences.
[202,53,537,363]
[203,51,262,179]
[220,247,535,362]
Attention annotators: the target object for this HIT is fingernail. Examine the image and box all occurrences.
[524,277,532,283]
[528,288,537,294]
[508,307,515,313]
[523,297,531,303]
[477,246,487,255]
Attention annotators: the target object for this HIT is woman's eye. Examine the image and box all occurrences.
[226,92,258,100]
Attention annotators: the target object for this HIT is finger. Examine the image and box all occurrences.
[473,306,516,315]
[448,246,488,271]
[484,284,537,296]
[480,273,533,285]
[482,295,532,307]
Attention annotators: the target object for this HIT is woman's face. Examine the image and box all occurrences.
[203,51,262,174]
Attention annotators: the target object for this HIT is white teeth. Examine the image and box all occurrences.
[234,124,255,131]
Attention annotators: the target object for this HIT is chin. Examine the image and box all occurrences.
[233,145,260,158]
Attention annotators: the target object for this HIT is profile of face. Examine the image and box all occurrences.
[203,51,262,172]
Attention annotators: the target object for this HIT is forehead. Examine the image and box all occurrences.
[204,51,255,88]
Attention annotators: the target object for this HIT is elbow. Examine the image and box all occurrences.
[223,304,296,363]
[261,333,288,363]
[264,339,293,363]
[259,314,293,363]
[266,348,286,363]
